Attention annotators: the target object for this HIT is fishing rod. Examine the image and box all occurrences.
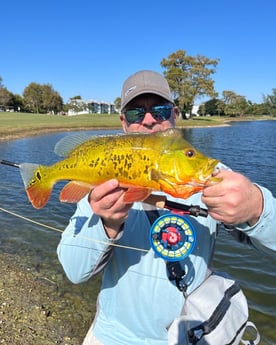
[144,194,208,218]
[0,159,20,168]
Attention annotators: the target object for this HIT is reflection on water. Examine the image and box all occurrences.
[0,122,275,344]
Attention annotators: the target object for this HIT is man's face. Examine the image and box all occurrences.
[120,94,177,133]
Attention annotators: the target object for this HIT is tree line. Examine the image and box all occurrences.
[0,78,63,114]
[1,50,275,116]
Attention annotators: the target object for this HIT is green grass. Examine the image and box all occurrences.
[0,112,122,140]
[0,112,273,141]
[0,112,121,130]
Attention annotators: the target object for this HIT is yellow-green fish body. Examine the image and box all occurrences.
[20,128,220,209]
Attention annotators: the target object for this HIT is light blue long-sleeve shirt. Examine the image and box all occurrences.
[57,186,276,345]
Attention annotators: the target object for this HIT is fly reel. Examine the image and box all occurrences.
[150,214,196,261]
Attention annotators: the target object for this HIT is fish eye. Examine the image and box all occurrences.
[185,149,196,158]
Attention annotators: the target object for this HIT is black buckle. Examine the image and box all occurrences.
[167,261,187,292]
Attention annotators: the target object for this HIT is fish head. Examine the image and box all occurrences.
[155,129,220,199]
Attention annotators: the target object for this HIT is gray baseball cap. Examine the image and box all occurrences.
[121,70,174,110]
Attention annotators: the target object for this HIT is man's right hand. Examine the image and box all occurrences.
[88,179,133,238]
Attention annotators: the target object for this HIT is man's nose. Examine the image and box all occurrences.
[141,111,157,123]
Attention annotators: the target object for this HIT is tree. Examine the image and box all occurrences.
[0,87,12,110]
[199,98,225,116]
[67,96,88,115]
[10,94,25,112]
[42,84,63,114]
[263,88,276,116]
[0,76,12,110]
[222,90,248,116]
[70,95,82,100]
[23,82,42,113]
[114,97,121,111]
[23,82,63,114]
[160,50,219,118]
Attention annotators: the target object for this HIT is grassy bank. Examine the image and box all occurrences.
[1,112,273,141]
[0,112,121,141]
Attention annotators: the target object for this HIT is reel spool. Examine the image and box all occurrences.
[150,214,196,262]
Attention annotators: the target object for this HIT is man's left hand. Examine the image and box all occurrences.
[202,170,263,226]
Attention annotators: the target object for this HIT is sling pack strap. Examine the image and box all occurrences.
[188,282,241,344]
[240,322,261,345]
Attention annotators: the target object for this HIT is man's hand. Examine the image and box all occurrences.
[88,179,133,238]
[202,170,263,226]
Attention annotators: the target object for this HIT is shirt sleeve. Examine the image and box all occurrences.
[235,186,276,255]
[57,195,123,284]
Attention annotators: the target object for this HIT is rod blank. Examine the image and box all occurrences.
[0,159,20,168]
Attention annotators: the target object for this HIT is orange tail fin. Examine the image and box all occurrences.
[20,163,53,209]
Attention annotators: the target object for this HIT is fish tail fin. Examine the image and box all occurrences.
[20,163,53,209]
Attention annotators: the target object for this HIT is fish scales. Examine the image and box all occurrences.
[19,128,220,209]
[52,135,161,188]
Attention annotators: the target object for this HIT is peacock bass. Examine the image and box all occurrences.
[19,128,220,209]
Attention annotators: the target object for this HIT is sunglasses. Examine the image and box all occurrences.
[123,105,173,124]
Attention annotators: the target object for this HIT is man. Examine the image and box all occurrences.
[57,70,276,344]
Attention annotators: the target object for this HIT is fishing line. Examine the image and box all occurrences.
[0,157,148,253]
[0,206,148,254]
[0,205,169,283]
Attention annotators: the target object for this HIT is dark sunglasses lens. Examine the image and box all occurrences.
[124,105,172,123]
[124,108,145,123]
[151,105,172,121]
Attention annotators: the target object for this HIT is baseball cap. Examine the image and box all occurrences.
[121,70,174,110]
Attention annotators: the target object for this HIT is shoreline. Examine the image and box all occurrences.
[0,123,229,143]
[1,117,274,143]
[0,126,121,142]
[0,252,90,344]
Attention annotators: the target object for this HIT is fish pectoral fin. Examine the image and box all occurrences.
[150,169,175,183]
[123,187,152,203]
[150,169,176,191]
[59,181,93,203]
[151,169,201,199]
[158,178,204,199]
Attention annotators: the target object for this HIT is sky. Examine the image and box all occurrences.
[1,0,275,105]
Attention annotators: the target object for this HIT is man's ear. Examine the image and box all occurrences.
[173,106,179,118]
[120,115,128,133]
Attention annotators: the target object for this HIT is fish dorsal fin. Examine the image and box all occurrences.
[54,133,91,157]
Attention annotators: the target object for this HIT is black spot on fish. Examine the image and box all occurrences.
[36,171,42,180]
